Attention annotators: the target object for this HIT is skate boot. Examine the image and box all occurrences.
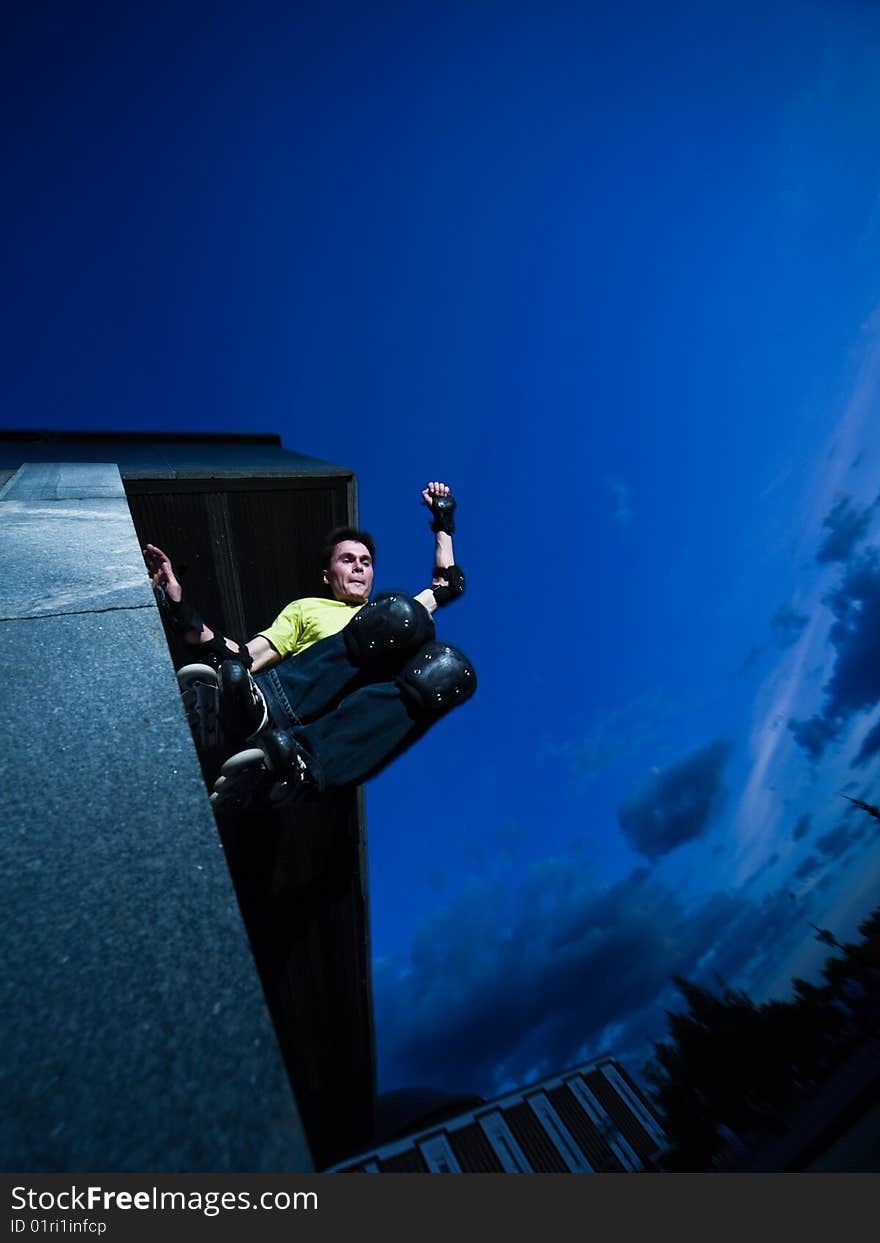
[218,659,268,741]
[209,728,319,820]
[177,664,223,752]
[260,727,321,808]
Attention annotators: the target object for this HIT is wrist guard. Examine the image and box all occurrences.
[153,585,252,670]
[197,633,254,672]
[432,564,465,607]
[154,585,205,637]
[430,492,456,535]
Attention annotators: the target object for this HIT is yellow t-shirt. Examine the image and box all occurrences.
[259,597,364,659]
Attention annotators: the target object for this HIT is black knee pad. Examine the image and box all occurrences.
[344,591,435,669]
[395,641,477,718]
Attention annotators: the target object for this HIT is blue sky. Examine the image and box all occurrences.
[5,0,880,1101]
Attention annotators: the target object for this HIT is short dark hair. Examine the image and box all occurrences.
[321,526,376,568]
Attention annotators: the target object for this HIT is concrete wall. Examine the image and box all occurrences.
[0,463,312,1171]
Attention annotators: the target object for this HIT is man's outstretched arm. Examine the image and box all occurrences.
[413,481,466,614]
[143,543,281,673]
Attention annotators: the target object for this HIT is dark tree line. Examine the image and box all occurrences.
[642,905,880,1170]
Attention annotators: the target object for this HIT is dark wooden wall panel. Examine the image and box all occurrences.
[123,474,373,1171]
[225,484,345,635]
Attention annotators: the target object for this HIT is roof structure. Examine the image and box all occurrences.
[0,429,351,480]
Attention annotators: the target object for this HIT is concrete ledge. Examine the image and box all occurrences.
[0,463,155,620]
[1,464,312,1171]
[0,461,127,501]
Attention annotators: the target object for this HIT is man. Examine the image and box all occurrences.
[144,481,475,817]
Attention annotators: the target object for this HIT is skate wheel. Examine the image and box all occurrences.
[219,747,267,778]
[177,663,219,690]
[210,748,273,818]
[177,665,223,751]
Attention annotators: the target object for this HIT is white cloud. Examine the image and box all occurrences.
[731,305,880,882]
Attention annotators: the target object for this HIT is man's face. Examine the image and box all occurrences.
[323,540,374,604]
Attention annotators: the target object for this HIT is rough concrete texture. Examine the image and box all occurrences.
[0,464,155,621]
[1,464,312,1171]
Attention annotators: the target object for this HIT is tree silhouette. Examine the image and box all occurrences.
[643,903,880,1170]
[809,922,842,949]
[841,794,880,821]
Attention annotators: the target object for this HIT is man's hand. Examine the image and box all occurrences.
[144,543,206,643]
[421,480,451,510]
[143,543,183,604]
[422,480,456,535]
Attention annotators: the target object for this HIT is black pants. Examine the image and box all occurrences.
[255,630,434,792]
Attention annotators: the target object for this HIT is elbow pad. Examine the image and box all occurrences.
[432,564,465,607]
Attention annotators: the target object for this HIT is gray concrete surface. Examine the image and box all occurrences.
[0,463,312,1171]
